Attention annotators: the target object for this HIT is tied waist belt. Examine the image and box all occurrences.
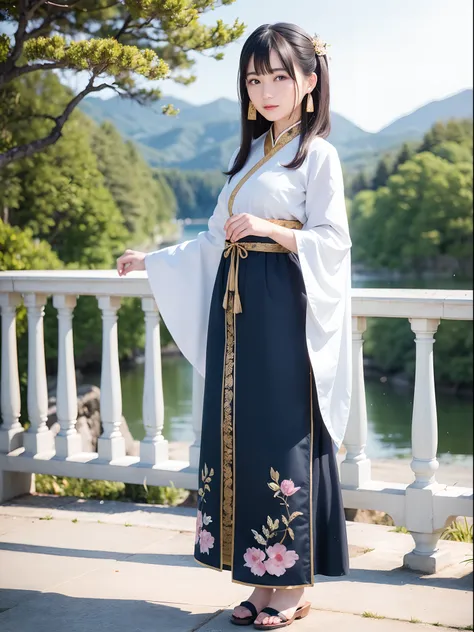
[222,219,303,314]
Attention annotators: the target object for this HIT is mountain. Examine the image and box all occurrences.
[81,95,239,139]
[80,89,473,172]
[336,89,473,170]
[379,89,473,137]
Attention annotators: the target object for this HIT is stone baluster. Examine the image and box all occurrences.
[97,296,125,461]
[52,295,82,458]
[404,317,449,573]
[23,293,54,456]
[340,316,371,487]
[408,318,441,487]
[0,293,24,453]
[189,369,205,471]
[140,297,168,464]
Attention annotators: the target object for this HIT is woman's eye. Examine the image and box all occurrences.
[247,75,287,85]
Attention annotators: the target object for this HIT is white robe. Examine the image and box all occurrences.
[144,130,352,449]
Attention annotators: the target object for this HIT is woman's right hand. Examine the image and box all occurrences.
[116,249,146,276]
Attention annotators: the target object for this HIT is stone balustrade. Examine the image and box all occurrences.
[0,271,472,574]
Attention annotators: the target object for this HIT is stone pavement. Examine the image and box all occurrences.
[0,494,472,632]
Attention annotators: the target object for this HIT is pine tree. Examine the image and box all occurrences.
[371,156,392,190]
[349,171,370,196]
[391,142,414,174]
[0,1,245,167]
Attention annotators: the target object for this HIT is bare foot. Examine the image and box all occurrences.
[254,587,306,627]
[232,587,274,620]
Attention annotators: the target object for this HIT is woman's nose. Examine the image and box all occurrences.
[262,87,274,99]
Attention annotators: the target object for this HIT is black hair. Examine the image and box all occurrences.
[224,22,331,180]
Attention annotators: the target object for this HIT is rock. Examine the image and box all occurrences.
[344,508,395,526]
[47,385,139,456]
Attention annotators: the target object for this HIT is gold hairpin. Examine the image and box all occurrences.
[312,35,331,59]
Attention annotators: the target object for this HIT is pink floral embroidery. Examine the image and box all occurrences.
[195,510,203,544]
[199,529,215,554]
[195,512,213,549]
[195,464,215,555]
[264,543,299,576]
[243,467,303,577]
[243,547,267,576]
[280,479,301,496]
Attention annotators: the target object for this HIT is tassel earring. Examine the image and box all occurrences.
[306,92,314,113]
[248,101,257,120]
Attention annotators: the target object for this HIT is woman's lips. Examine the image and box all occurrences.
[263,105,278,110]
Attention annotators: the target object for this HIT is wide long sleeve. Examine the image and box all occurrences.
[292,142,353,448]
[144,176,230,377]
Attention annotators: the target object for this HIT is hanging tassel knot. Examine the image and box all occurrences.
[222,242,249,314]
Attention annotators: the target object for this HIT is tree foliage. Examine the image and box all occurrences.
[350,118,473,389]
[0,71,178,416]
[348,170,370,197]
[364,316,472,391]
[0,0,245,166]
[0,216,62,274]
[159,167,225,219]
[370,154,392,190]
[350,119,473,274]
[0,72,129,266]
[348,119,472,195]
[391,142,415,175]
[91,121,176,246]
[419,119,473,153]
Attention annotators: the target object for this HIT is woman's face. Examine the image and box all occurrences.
[245,48,316,124]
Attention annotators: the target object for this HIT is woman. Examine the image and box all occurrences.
[117,22,352,631]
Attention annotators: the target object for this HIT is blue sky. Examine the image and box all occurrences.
[150,0,473,133]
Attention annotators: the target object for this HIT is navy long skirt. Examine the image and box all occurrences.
[193,236,349,588]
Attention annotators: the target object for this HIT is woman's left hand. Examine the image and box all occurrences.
[224,214,274,242]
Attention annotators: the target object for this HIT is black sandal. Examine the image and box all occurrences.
[253,601,311,629]
[230,600,259,626]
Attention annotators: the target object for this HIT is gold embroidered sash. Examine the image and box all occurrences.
[222,220,303,314]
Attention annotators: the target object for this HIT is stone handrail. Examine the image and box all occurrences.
[0,270,472,574]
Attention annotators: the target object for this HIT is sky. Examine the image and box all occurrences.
[144,0,473,133]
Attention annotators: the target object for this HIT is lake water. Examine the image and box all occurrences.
[96,224,473,463]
